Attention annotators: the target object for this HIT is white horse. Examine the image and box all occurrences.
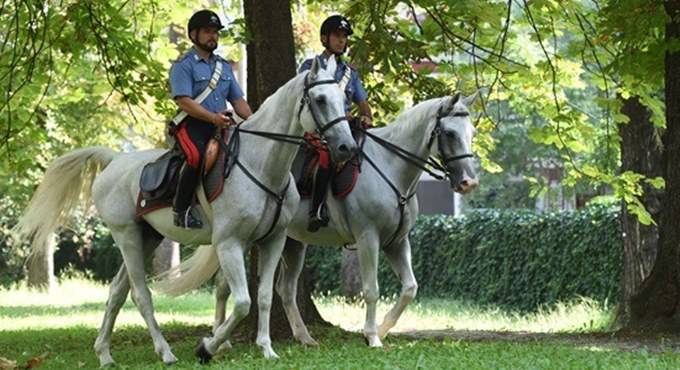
[156,93,479,347]
[15,57,357,366]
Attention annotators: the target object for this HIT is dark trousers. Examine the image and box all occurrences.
[173,118,214,212]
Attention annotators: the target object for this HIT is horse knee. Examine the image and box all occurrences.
[403,283,418,301]
[233,298,251,318]
[362,286,379,303]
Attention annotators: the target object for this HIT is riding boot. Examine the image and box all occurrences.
[308,166,331,232]
[173,163,203,229]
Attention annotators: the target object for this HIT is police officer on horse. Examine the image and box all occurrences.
[169,10,253,229]
[299,14,373,231]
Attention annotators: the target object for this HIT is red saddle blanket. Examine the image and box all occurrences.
[134,131,230,219]
[297,127,365,199]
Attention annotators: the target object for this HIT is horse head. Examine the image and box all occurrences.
[433,92,479,194]
[300,56,356,163]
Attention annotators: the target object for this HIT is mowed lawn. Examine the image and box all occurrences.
[1,279,680,369]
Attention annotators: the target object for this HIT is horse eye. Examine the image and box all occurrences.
[315,96,326,105]
[445,130,456,138]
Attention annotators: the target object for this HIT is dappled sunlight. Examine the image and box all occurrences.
[0,278,109,307]
[314,296,612,334]
[1,279,611,335]
[0,278,221,330]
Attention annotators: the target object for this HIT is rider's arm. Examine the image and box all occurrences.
[231,97,253,120]
[357,100,372,125]
[175,97,232,127]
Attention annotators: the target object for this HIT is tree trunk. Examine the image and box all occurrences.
[27,233,55,290]
[626,2,680,332]
[341,248,362,299]
[237,0,328,340]
[152,239,179,277]
[616,96,663,325]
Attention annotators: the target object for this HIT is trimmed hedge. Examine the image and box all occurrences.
[306,205,622,312]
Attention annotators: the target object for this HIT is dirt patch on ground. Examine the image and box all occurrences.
[396,329,680,353]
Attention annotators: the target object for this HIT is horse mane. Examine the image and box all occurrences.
[243,72,308,128]
[373,98,446,140]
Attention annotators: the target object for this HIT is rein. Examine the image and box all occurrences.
[211,76,346,242]
[356,106,475,248]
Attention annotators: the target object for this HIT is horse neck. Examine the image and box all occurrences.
[237,76,305,189]
[369,101,440,194]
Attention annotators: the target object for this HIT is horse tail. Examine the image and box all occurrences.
[151,245,219,296]
[14,147,117,280]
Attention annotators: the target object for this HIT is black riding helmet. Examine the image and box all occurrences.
[187,10,224,39]
[320,15,353,37]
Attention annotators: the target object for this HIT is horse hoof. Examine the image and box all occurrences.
[195,340,213,364]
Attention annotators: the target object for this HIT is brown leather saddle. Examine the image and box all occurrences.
[135,129,232,218]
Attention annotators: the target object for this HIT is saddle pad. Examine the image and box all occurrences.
[297,125,365,199]
[134,133,229,219]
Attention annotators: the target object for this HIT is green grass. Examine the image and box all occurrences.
[1,279,679,369]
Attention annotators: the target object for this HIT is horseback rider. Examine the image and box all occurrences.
[298,14,373,232]
[169,9,253,229]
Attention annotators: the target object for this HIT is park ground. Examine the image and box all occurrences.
[1,278,680,369]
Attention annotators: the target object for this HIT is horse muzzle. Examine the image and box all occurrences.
[453,178,478,194]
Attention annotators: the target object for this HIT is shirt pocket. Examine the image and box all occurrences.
[192,69,211,96]
[218,72,232,99]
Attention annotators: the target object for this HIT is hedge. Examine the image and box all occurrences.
[306,205,622,312]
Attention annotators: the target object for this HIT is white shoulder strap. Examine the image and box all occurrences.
[172,61,223,125]
[338,64,352,92]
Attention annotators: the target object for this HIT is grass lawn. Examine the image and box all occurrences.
[1,278,679,369]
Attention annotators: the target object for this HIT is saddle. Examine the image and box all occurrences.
[296,120,367,199]
[135,129,231,218]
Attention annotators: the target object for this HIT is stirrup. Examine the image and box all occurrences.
[174,209,203,229]
[307,204,329,232]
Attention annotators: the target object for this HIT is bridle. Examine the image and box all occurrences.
[357,103,476,248]
[214,72,348,243]
[426,106,475,166]
[296,75,348,137]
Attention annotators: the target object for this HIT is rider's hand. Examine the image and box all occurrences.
[212,112,234,127]
[360,115,372,127]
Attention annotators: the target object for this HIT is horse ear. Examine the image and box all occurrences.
[462,90,479,107]
[447,93,461,110]
[325,55,338,76]
[309,57,320,79]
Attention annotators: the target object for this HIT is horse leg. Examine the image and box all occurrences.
[356,233,382,347]
[213,269,232,353]
[378,237,418,339]
[94,264,129,367]
[197,240,249,362]
[254,232,288,359]
[94,230,163,367]
[112,225,177,365]
[275,238,317,346]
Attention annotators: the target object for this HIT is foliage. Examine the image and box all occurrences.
[307,205,622,312]
[302,0,669,222]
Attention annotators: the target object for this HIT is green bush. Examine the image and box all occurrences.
[306,205,622,312]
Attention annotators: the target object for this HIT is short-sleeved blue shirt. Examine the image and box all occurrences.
[169,48,244,114]
[298,54,368,113]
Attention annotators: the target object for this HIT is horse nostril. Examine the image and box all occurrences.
[460,179,479,190]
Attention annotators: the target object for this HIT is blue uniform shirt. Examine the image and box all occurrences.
[298,54,368,113]
[170,48,244,114]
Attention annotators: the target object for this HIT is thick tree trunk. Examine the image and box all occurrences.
[626,2,680,332]
[152,239,179,277]
[237,0,328,340]
[341,248,362,299]
[27,234,55,290]
[617,96,663,325]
